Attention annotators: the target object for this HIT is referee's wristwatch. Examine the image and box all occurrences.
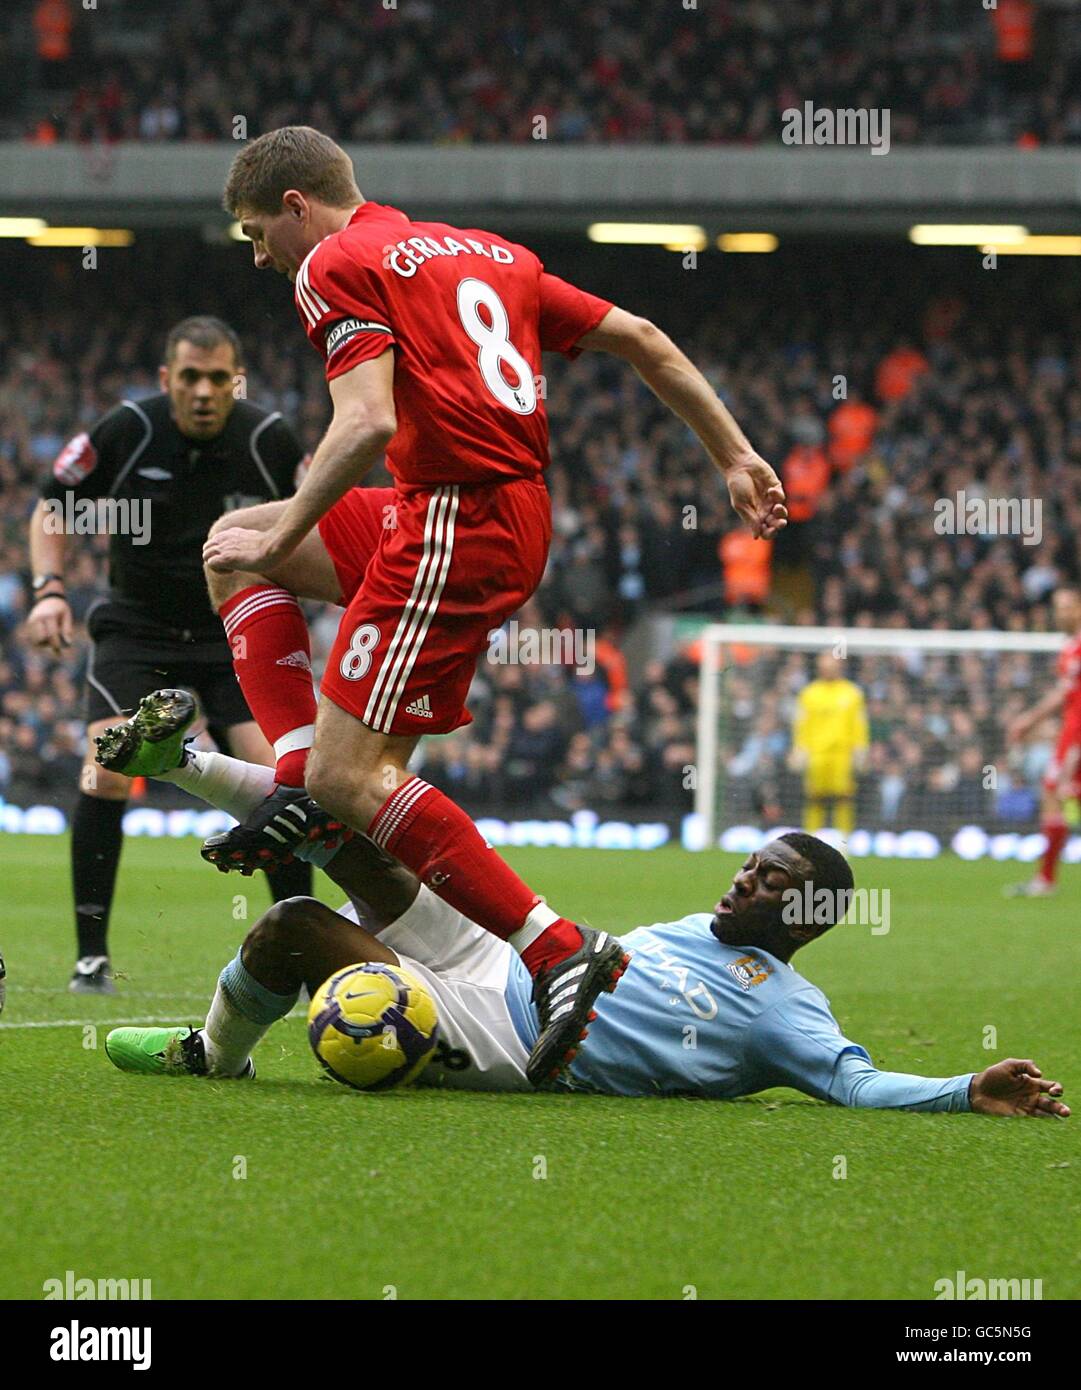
[31,572,67,600]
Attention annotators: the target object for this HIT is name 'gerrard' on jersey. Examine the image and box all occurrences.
[294,202,612,492]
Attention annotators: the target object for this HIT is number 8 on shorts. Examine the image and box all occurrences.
[339,623,381,681]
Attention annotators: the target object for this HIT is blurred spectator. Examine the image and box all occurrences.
[572,665,611,732]
[781,442,831,523]
[33,0,73,90]
[719,529,773,610]
[875,341,931,403]
[992,0,1036,66]
[593,631,629,713]
[828,391,878,473]
[502,701,566,804]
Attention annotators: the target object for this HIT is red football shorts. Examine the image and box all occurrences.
[1043,711,1081,799]
[317,476,551,736]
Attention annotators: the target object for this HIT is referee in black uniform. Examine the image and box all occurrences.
[27,316,312,993]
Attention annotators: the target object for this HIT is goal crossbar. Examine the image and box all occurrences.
[697,623,1064,655]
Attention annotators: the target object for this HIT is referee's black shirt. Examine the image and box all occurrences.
[41,394,304,638]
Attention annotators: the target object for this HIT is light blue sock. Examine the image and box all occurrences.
[201,950,300,1076]
[219,950,298,1024]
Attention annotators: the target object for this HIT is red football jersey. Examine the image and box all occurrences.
[294,202,612,489]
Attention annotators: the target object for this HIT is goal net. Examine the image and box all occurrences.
[692,624,1072,862]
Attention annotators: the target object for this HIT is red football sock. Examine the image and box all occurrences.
[368,776,582,972]
[220,585,317,787]
[1038,820,1068,885]
[517,921,586,977]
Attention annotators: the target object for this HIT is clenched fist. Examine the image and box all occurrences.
[26,595,73,656]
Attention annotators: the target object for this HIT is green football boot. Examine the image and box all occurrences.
[104,1025,255,1078]
[94,688,196,777]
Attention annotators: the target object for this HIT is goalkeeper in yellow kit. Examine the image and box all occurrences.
[789,653,869,836]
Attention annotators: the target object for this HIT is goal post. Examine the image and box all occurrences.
[693,624,1066,858]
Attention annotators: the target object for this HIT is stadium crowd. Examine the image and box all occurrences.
[1,238,1078,831]
[12,0,1081,148]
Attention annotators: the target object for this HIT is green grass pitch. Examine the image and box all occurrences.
[1,835,1078,1300]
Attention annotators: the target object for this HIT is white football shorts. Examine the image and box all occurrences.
[337,885,533,1092]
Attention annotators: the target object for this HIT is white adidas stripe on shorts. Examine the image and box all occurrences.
[363,485,459,733]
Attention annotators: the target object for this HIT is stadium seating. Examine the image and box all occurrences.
[9,0,1081,147]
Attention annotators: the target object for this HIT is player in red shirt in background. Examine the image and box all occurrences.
[1006,586,1081,897]
[200,127,787,1083]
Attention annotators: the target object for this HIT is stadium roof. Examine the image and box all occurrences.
[3,143,1081,235]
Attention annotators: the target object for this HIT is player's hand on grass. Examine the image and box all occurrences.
[725,453,788,539]
[26,595,73,654]
[203,526,288,575]
[969,1058,1069,1119]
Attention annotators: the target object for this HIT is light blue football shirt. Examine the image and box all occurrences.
[505,913,972,1109]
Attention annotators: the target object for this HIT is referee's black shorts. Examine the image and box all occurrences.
[83,600,252,736]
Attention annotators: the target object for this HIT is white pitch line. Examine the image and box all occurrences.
[0,1015,193,1032]
[0,1010,308,1032]
[12,987,215,1002]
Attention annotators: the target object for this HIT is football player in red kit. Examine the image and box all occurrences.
[202,126,787,1084]
[1006,585,1081,897]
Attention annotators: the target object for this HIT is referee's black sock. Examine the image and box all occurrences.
[265,857,313,904]
[72,792,127,960]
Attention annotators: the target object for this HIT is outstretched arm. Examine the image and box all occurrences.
[829,1052,973,1112]
[26,498,74,654]
[577,307,787,540]
[1007,682,1067,744]
[748,994,1068,1118]
[829,1052,1068,1117]
[29,406,131,651]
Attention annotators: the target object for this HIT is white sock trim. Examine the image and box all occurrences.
[222,587,301,638]
[508,901,559,955]
[273,724,315,760]
[160,750,275,822]
[202,984,267,1077]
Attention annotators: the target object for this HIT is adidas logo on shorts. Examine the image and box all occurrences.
[405,693,434,718]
